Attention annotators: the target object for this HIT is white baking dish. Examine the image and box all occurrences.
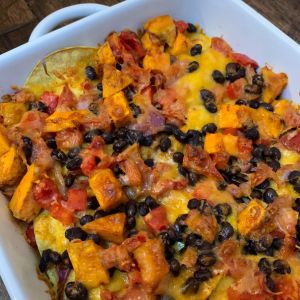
[0,0,299,299]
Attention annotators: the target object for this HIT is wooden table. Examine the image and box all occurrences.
[0,0,299,298]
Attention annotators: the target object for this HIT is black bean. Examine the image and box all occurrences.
[144,158,154,168]
[145,196,158,209]
[202,123,217,135]
[100,132,114,144]
[87,196,99,210]
[266,159,280,172]
[178,164,188,177]
[186,129,203,146]
[87,233,102,245]
[174,214,188,234]
[182,277,200,294]
[116,62,122,70]
[45,137,57,149]
[265,275,276,292]
[39,249,61,272]
[64,175,75,188]
[88,102,99,115]
[190,44,202,56]
[138,202,149,216]
[252,144,267,159]
[112,164,124,177]
[170,258,181,276]
[187,172,200,186]
[85,66,97,80]
[160,231,171,246]
[187,23,197,33]
[188,198,200,209]
[126,216,136,230]
[66,156,82,171]
[200,89,215,103]
[65,227,87,241]
[273,259,291,274]
[167,227,179,244]
[252,74,264,87]
[244,126,259,141]
[129,103,142,118]
[127,229,138,238]
[271,237,283,251]
[159,136,171,152]
[235,99,247,106]
[22,136,33,163]
[244,84,262,95]
[212,70,225,84]
[256,179,270,189]
[65,281,88,300]
[61,250,72,268]
[28,101,48,113]
[127,130,143,145]
[187,61,199,73]
[197,252,216,267]
[156,295,175,300]
[204,101,218,113]
[198,199,212,215]
[249,100,260,109]
[225,62,245,82]
[218,181,228,190]
[173,151,184,164]
[173,128,188,144]
[94,209,107,219]
[288,170,300,185]
[260,102,274,112]
[79,215,94,226]
[68,147,80,159]
[269,147,281,160]
[126,201,137,217]
[258,257,272,275]
[164,246,175,260]
[84,129,102,143]
[243,239,257,255]
[293,198,300,212]
[139,135,153,147]
[250,189,263,199]
[186,233,202,247]
[193,268,212,281]
[124,86,135,102]
[113,139,128,153]
[97,83,103,97]
[214,203,232,217]
[218,222,234,242]
[263,188,278,203]
[51,149,67,164]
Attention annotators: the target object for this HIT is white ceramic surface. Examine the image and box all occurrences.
[0,0,300,299]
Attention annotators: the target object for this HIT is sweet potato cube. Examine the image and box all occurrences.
[261,66,288,103]
[0,102,26,126]
[169,32,189,55]
[0,126,10,156]
[9,163,40,222]
[143,51,170,72]
[89,168,126,211]
[222,134,238,156]
[237,200,265,236]
[134,238,169,289]
[102,64,132,98]
[0,146,24,186]
[104,91,133,127]
[44,110,88,132]
[218,104,243,129]
[67,240,109,288]
[141,32,162,52]
[83,212,126,244]
[204,133,224,153]
[144,15,176,47]
[96,42,116,66]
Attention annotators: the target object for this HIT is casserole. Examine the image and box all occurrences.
[0,1,299,299]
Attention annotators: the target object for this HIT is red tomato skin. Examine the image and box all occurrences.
[174,20,188,33]
[50,203,74,225]
[40,92,58,114]
[211,37,232,56]
[67,189,87,211]
[144,206,169,233]
[231,52,258,68]
[25,223,37,248]
[281,132,300,153]
[81,154,97,176]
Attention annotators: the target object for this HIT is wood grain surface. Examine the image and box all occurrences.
[0,0,299,299]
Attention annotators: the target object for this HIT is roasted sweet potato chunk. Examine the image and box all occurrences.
[9,164,40,222]
[134,238,169,290]
[0,102,26,126]
[67,240,109,288]
[83,212,126,244]
[89,168,126,211]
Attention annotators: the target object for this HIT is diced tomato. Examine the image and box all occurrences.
[25,223,36,248]
[226,78,246,100]
[81,154,97,176]
[40,91,58,114]
[119,31,146,61]
[32,178,61,209]
[58,84,75,108]
[223,128,238,135]
[82,80,92,90]
[174,20,188,33]
[227,288,268,300]
[237,136,253,160]
[211,37,232,56]
[281,131,300,153]
[231,52,258,69]
[144,206,169,233]
[67,189,87,211]
[211,152,230,170]
[50,203,74,225]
